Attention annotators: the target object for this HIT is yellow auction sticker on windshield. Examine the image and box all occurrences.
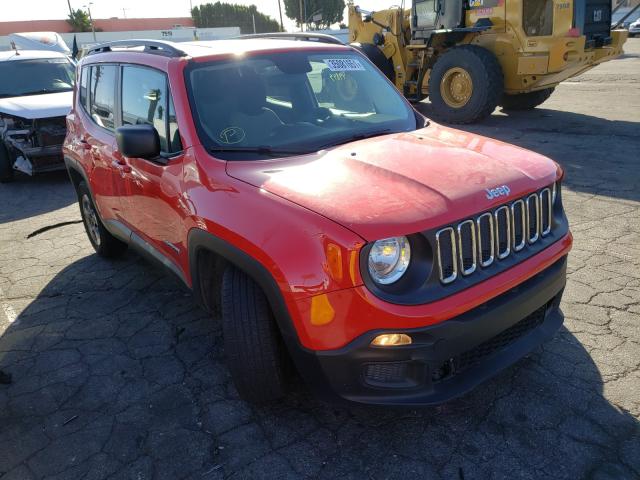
[323,58,365,72]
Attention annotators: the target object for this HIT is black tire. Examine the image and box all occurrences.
[500,88,555,111]
[351,42,395,81]
[0,142,14,183]
[428,45,504,124]
[221,265,289,403]
[77,181,128,258]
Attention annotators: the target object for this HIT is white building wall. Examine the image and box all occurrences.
[0,27,241,51]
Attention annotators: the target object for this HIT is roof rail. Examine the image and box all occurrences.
[86,40,187,57]
[237,32,343,45]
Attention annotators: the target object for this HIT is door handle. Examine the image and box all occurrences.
[111,159,132,174]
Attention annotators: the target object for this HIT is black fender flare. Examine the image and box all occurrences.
[187,228,303,351]
[64,156,90,194]
[188,227,338,400]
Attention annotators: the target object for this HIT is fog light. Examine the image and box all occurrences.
[371,333,412,346]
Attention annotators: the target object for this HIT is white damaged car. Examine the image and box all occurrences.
[0,50,75,182]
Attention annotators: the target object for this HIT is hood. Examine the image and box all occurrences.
[226,124,559,241]
[0,91,72,119]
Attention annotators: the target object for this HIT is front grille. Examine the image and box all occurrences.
[435,186,554,285]
[527,194,540,243]
[432,304,548,382]
[476,213,494,267]
[511,200,526,251]
[540,188,552,235]
[363,362,410,387]
[34,116,66,147]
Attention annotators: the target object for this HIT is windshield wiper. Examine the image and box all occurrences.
[17,88,72,97]
[208,145,310,157]
[317,129,392,150]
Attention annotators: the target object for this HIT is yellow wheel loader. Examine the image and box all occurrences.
[349,0,627,123]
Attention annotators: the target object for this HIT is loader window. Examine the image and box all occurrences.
[414,0,438,28]
[523,0,554,36]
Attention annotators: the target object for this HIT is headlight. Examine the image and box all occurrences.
[367,236,411,285]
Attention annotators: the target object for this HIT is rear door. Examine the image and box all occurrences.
[114,64,187,273]
[79,64,125,221]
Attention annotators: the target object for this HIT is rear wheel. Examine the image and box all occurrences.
[0,142,14,183]
[428,45,504,124]
[500,88,555,110]
[221,265,290,403]
[77,181,128,258]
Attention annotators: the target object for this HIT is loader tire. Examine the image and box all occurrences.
[500,88,555,110]
[428,45,503,124]
[351,42,395,81]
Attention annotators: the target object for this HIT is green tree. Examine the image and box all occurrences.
[66,8,92,33]
[192,2,281,34]
[283,0,345,29]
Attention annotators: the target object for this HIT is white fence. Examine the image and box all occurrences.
[0,27,241,51]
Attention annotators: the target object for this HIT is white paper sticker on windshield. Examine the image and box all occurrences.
[323,58,365,72]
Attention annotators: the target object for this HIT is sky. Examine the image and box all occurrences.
[1,0,400,31]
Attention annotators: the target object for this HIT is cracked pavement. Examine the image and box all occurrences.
[1,40,639,480]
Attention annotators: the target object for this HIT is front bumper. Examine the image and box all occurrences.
[296,256,567,406]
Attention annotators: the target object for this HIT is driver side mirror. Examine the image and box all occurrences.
[116,124,160,159]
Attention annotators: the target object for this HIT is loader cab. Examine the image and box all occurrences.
[412,0,465,39]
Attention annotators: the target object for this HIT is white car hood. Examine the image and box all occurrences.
[0,91,72,119]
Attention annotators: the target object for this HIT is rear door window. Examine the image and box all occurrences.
[89,65,117,131]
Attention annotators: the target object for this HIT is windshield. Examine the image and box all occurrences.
[186,50,418,158]
[0,58,75,98]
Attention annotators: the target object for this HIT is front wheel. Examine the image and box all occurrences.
[77,181,128,258]
[500,88,555,111]
[428,45,504,124]
[221,265,290,403]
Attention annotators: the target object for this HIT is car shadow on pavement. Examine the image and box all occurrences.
[0,253,638,479]
[0,170,76,224]
[415,104,640,203]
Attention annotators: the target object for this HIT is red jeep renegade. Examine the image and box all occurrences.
[63,37,572,405]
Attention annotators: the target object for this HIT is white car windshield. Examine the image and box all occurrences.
[0,58,75,98]
[186,50,419,158]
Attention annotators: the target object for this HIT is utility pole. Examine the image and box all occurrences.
[66,0,73,17]
[83,3,97,42]
[277,0,284,32]
[299,0,304,31]
[303,0,307,33]
[252,13,257,33]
